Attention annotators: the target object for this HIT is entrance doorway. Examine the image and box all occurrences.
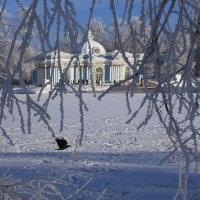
[95,67,103,85]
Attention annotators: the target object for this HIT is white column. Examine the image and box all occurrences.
[76,67,78,82]
[118,67,120,81]
[116,66,119,81]
[103,66,105,83]
[51,68,54,84]
[110,66,112,82]
[120,66,122,80]
[58,66,59,83]
[54,67,56,84]
[121,66,125,80]
[114,66,117,81]
[112,66,114,82]
[55,66,58,83]
[81,66,83,80]
[70,66,73,83]
[44,63,46,86]
[112,66,114,81]
[119,66,121,80]
[87,65,90,81]
[113,66,115,81]
[85,66,87,80]
[117,67,118,80]
[53,66,55,84]
[115,66,117,81]
[73,66,76,82]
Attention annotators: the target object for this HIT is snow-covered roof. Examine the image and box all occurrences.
[111,50,135,61]
[35,32,144,63]
[80,30,106,55]
[36,50,73,61]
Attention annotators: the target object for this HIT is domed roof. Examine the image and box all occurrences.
[81,30,106,55]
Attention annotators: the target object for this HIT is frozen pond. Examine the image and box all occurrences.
[0,93,200,199]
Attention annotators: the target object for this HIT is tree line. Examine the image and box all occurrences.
[1,12,197,83]
[0,8,35,83]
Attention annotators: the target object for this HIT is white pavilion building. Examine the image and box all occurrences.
[31,30,143,87]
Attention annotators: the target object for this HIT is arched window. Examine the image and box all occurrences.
[92,47,100,54]
[96,67,103,84]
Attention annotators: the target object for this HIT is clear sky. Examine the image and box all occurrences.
[2,0,178,52]
[72,0,141,25]
[4,0,142,27]
[3,0,179,30]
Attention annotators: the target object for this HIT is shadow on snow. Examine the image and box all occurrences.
[0,151,199,200]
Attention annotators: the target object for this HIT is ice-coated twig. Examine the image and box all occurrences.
[66,177,93,200]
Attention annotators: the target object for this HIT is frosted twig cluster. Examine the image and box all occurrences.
[0,1,200,200]
[99,1,200,200]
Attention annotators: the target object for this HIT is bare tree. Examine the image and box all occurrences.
[0,1,200,200]
[99,1,200,199]
[0,8,10,82]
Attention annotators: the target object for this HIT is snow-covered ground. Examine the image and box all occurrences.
[0,92,200,199]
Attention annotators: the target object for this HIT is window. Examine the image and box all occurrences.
[32,68,38,83]
[105,64,110,81]
[96,67,103,84]
[46,55,51,60]
[46,66,51,79]
[92,47,100,54]
[125,67,130,79]
[83,54,89,59]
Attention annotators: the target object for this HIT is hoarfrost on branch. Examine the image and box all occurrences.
[0,0,200,199]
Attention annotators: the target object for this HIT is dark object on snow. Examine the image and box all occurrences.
[196,102,199,110]
[55,137,70,150]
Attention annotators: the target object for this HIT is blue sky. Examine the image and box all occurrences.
[4,0,179,29]
[5,0,142,27]
[72,0,141,25]
[3,0,179,52]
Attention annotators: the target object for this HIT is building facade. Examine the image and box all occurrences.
[32,31,143,86]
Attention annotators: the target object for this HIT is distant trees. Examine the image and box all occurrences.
[0,7,36,84]
[60,17,151,54]
[0,9,10,81]
[90,17,151,53]
[89,18,106,45]
[119,16,151,53]
[0,40,35,83]
[10,41,36,82]
[0,36,9,82]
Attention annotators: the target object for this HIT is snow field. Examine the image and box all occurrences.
[0,93,199,199]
